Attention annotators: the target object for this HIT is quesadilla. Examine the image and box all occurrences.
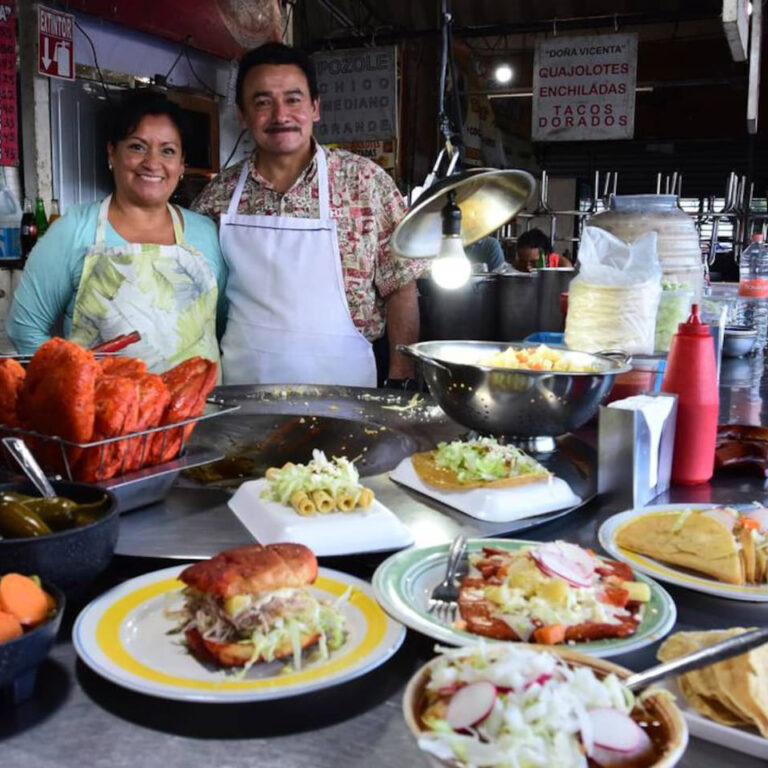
[615,505,768,586]
[658,628,768,738]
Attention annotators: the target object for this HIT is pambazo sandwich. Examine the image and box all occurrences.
[176,543,347,670]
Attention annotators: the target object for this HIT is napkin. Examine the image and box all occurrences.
[228,479,413,556]
[608,394,676,487]
[389,458,581,523]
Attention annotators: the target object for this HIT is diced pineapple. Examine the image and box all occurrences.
[536,579,569,605]
[224,594,252,616]
[622,581,651,602]
[485,586,505,605]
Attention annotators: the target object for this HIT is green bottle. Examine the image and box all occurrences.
[537,248,546,269]
[34,196,48,237]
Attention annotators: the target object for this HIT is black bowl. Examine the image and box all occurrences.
[0,581,65,703]
[0,481,118,594]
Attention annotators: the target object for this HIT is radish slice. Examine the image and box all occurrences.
[746,506,768,533]
[588,708,646,754]
[446,681,497,730]
[531,542,595,588]
[703,507,738,532]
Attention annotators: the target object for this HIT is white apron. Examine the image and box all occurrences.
[69,196,220,373]
[219,148,376,387]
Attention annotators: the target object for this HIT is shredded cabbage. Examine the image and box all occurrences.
[434,437,549,484]
[261,449,366,507]
[418,644,637,768]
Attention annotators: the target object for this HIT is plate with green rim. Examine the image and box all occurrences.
[372,538,677,658]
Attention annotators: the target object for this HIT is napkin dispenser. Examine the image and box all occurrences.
[598,393,678,508]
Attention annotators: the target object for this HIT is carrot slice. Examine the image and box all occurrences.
[532,624,566,645]
[0,573,50,626]
[0,609,23,642]
[741,517,761,531]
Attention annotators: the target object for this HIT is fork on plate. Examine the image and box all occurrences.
[427,535,467,625]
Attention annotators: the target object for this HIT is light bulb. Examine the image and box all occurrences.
[494,64,513,84]
[431,235,471,289]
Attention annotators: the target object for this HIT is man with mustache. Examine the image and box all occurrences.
[193,43,424,388]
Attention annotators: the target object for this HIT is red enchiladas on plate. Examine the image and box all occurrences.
[457,541,651,645]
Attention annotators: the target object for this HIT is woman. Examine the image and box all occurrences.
[7,91,226,372]
[514,228,572,273]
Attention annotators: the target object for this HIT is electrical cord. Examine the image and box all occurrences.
[74,20,112,101]
[282,0,295,40]
[184,47,225,98]
[222,129,247,169]
[164,46,185,82]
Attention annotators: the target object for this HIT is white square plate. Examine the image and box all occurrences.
[389,457,581,523]
[228,479,413,556]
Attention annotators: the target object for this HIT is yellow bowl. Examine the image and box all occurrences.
[403,643,689,768]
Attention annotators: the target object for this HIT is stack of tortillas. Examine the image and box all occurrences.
[657,628,768,736]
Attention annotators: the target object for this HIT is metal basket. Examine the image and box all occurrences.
[0,398,240,482]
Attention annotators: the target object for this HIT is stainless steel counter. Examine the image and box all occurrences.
[4,384,768,768]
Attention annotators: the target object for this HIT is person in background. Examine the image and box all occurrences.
[7,92,226,371]
[192,42,425,389]
[465,235,505,272]
[514,228,572,272]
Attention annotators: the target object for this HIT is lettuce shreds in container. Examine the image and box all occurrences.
[434,437,549,484]
[261,449,365,505]
[418,644,636,768]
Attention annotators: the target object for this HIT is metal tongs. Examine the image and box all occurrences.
[625,626,768,692]
[90,330,141,354]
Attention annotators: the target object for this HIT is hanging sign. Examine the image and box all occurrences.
[314,46,397,143]
[0,4,17,166]
[38,5,75,80]
[532,33,637,142]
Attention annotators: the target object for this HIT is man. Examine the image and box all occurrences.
[193,42,424,388]
[514,228,572,272]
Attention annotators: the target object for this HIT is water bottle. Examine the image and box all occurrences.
[0,176,22,266]
[660,303,719,485]
[738,233,768,298]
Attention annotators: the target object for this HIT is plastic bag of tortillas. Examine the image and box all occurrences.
[564,226,662,355]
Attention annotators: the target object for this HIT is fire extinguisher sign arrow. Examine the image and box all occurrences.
[38,5,74,81]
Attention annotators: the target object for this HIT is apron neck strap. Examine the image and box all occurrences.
[96,194,185,246]
[227,146,331,219]
[315,146,330,220]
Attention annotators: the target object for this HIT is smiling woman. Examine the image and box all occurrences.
[7,91,228,373]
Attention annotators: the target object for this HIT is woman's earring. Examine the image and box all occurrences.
[108,162,112,171]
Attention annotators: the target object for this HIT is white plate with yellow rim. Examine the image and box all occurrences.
[72,565,405,702]
[599,503,768,602]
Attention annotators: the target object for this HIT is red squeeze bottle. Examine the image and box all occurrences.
[660,303,719,484]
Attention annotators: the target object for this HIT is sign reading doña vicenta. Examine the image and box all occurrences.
[532,33,638,142]
[314,46,397,144]
[38,5,75,81]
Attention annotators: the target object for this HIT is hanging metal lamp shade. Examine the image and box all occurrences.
[391,168,537,259]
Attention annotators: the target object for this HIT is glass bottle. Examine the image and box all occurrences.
[48,198,61,225]
[20,198,37,260]
[34,196,48,238]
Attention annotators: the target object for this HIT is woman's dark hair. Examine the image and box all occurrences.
[516,228,553,254]
[236,42,318,108]
[107,91,187,153]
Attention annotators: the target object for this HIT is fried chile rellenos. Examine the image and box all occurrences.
[177,543,347,670]
[0,339,218,482]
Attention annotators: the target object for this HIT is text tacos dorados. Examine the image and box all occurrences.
[411,437,550,491]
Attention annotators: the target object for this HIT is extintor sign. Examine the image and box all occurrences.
[38,5,75,81]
